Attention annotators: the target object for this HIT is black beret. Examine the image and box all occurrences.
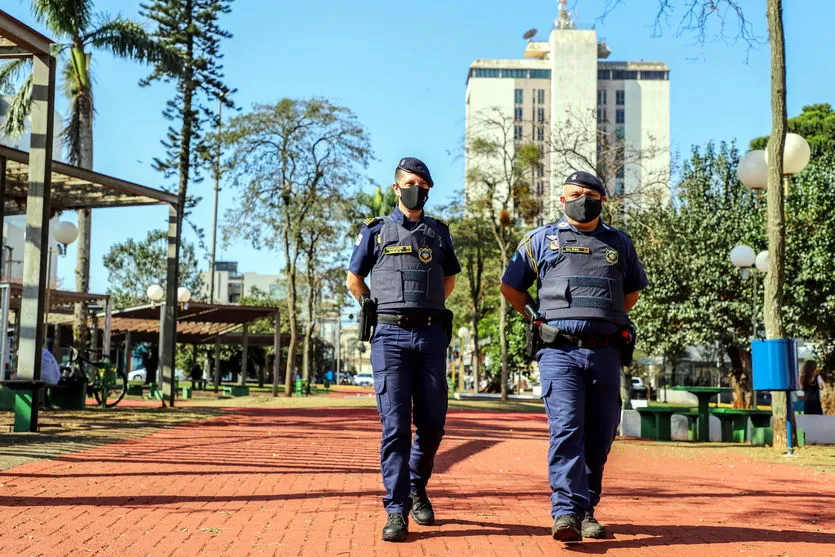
[396,157,434,188]
[564,170,606,196]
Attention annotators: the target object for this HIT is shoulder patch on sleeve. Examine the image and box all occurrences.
[364,216,382,227]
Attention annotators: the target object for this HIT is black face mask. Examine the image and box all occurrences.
[398,185,429,211]
[563,196,602,223]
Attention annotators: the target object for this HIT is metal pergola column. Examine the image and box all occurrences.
[15,53,56,431]
[158,204,180,407]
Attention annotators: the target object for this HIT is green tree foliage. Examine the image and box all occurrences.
[222,98,372,396]
[750,104,835,158]
[629,142,763,406]
[784,152,835,412]
[103,229,202,309]
[467,107,542,400]
[140,0,235,232]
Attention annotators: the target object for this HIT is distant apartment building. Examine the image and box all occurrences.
[465,0,670,221]
[200,261,285,304]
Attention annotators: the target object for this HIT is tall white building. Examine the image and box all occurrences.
[199,261,286,304]
[465,1,670,221]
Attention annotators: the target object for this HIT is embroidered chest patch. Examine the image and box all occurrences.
[604,249,619,265]
[418,247,433,263]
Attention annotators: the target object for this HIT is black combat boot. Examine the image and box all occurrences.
[552,514,582,542]
[409,492,436,526]
[581,511,607,539]
[382,512,408,542]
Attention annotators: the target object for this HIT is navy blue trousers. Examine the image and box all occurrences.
[371,323,449,513]
[538,345,622,519]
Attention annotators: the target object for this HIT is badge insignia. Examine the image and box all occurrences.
[355,233,363,246]
[546,234,558,241]
[549,240,559,250]
[418,247,433,263]
[605,249,619,265]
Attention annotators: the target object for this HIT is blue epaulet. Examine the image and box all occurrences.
[363,216,383,227]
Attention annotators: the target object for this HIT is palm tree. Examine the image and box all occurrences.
[0,0,179,345]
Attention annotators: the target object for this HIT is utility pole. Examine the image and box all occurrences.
[209,97,222,303]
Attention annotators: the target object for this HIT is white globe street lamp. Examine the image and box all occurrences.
[764,133,811,175]
[738,150,768,190]
[730,244,763,340]
[177,286,192,303]
[146,284,164,303]
[755,250,769,274]
[53,221,79,249]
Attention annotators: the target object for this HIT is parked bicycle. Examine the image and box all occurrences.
[60,345,128,408]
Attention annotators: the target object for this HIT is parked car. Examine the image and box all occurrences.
[631,377,647,398]
[128,368,187,383]
[353,372,373,387]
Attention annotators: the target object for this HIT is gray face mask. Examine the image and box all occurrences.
[398,185,429,210]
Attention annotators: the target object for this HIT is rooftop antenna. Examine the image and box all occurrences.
[523,28,538,41]
[556,0,576,30]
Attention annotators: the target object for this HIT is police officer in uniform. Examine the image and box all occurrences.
[500,171,648,542]
[346,157,461,542]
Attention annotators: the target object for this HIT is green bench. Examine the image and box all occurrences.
[223,385,250,397]
[636,406,698,441]
[709,407,772,443]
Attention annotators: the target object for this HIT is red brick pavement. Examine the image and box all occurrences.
[0,408,832,556]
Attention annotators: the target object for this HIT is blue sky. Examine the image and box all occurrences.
[8,0,834,294]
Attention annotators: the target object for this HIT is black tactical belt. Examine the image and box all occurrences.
[377,312,443,328]
[542,333,613,349]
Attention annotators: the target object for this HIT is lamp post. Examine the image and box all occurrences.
[739,132,810,454]
[44,221,78,347]
[730,245,770,341]
[457,326,470,391]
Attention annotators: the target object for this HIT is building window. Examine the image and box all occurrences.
[616,108,625,124]
[537,107,545,122]
[597,108,606,122]
[611,69,638,80]
[537,89,546,104]
[536,126,544,140]
[597,89,607,105]
[615,181,625,195]
[502,68,528,78]
[536,181,544,196]
[514,107,523,121]
[598,69,610,80]
[616,90,625,105]
[616,166,625,179]
[473,68,500,78]
[640,70,668,80]
[514,89,523,104]
[537,164,545,178]
[530,70,551,79]
[514,125,523,140]
[615,126,625,139]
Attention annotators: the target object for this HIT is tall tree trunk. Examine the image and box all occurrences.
[471,315,480,392]
[764,0,795,450]
[73,87,94,347]
[283,244,299,396]
[499,244,509,401]
[727,347,754,409]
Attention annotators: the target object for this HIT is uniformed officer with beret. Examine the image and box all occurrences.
[346,157,461,542]
[500,170,648,542]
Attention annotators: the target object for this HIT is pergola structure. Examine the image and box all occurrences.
[99,302,281,392]
[1,10,182,431]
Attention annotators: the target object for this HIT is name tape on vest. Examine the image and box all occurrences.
[383,245,413,255]
[562,246,591,254]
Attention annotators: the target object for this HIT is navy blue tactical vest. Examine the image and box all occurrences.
[537,226,628,326]
[370,217,446,311]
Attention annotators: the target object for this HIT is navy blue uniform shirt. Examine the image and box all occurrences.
[502,217,648,335]
[348,207,462,278]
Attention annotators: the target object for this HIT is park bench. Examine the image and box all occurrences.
[223,385,250,397]
[0,380,45,431]
[636,406,699,441]
[709,407,772,443]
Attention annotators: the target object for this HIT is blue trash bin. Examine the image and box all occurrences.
[752,339,798,391]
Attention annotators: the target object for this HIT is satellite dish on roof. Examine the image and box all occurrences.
[523,28,537,41]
